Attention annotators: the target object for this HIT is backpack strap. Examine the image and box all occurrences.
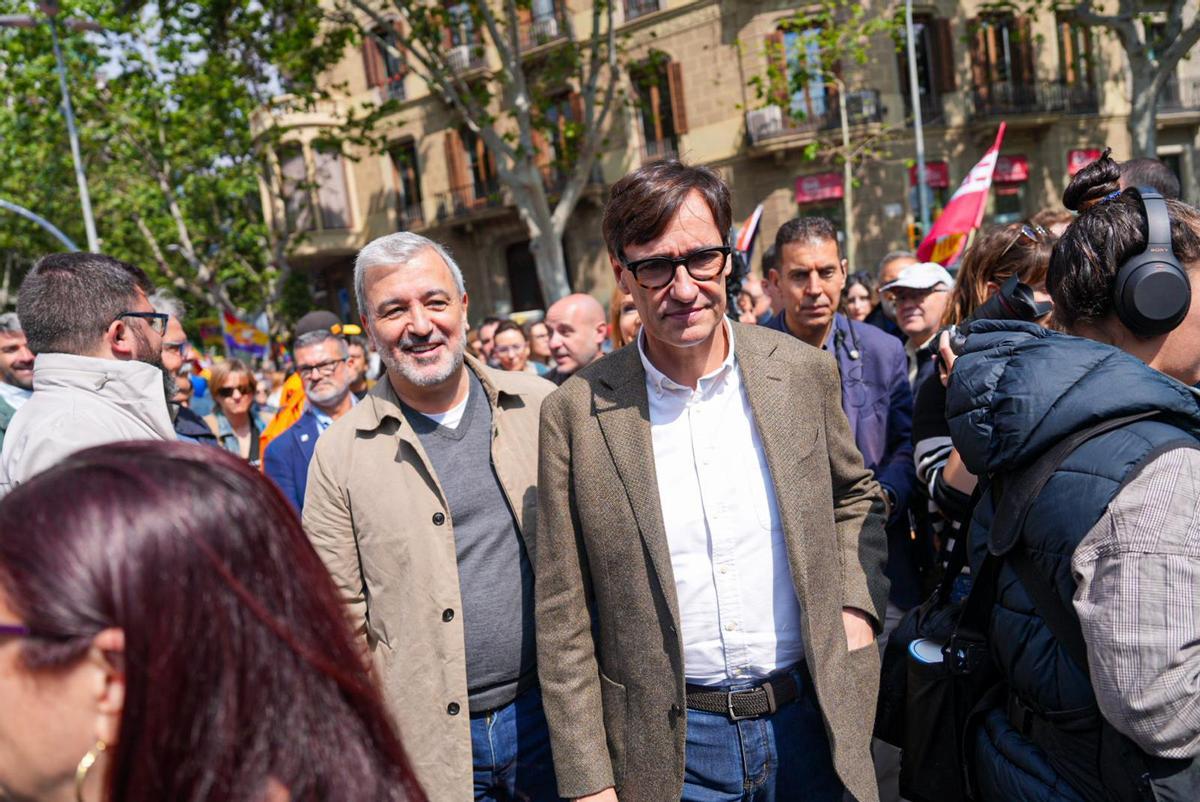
[992,411,1159,671]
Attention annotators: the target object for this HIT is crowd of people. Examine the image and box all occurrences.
[0,151,1197,802]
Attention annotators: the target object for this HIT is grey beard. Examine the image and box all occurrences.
[382,341,465,388]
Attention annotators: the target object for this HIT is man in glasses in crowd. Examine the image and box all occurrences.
[149,291,218,447]
[0,253,175,495]
[264,329,355,511]
[879,262,954,390]
[543,293,608,385]
[0,312,34,452]
[533,160,889,802]
[304,231,558,802]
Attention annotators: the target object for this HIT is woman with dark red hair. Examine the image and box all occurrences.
[0,441,425,802]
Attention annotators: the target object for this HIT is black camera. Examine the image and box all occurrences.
[948,274,1052,355]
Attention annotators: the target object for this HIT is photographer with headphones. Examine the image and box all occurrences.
[942,150,1200,800]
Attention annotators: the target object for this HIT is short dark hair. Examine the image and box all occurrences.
[773,217,842,261]
[1120,158,1182,200]
[760,244,779,274]
[1052,149,1200,333]
[602,160,732,261]
[17,252,153,356]
[492,319,526,341]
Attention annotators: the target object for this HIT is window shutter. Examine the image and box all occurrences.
[765,31,788,107]
[393,21,409,77]
[444,129,467,195]
[569,90,585,123]
[933,18,956,92]
[968,18,988,89]
[362,35,384,88]
[667,61,688,134]
[1017,16,1036,85]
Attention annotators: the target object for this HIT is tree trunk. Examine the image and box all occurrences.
[530,226,572,304]
[1128,65,1159,158]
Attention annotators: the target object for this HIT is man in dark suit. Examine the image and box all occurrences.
[264,329,355,510]
[534,161,889,802]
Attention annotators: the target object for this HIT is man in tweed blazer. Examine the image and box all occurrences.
[533,162,890,802]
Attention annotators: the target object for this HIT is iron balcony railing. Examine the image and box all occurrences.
[971,80,1099,117]
[624,0,660,22]
[434,179,503,222]
[519,14,564,50]
[1160,78,1200,113]
[746,90,885,146]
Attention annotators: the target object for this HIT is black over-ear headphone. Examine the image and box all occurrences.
[1112,187,1191,337]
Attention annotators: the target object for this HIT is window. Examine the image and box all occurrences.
[313,143,351,230]
[624,0,660,22]
[897,17,954,123]
[784,29,829,121]
[1056,16,1094,91]
[389,139,423,226]
[362,24,406,100]
[1147,22,1182,107]
[631,56,687,161]
[279,145,313,233]
[505,242,549,313]
[970,14,1037,111]
[461,127,498,202]
[991,184,1025,225]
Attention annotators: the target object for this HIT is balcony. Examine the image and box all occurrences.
[395,200,424,229]
[903,91,944,126]
[624,0,661,22]
[746,90,886,148]
[971,80,1099,118]
[434,179,503,222]
[519,14,563,50]
[447,43,487,72]
[1160,78,1200,114]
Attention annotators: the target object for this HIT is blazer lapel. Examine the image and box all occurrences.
[735,328,815,606]
[592,348,681,626]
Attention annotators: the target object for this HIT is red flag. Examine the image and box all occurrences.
[916,123,1007,266]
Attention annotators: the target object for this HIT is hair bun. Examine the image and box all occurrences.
[1062,147,1121,212]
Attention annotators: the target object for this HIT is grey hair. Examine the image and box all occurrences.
[876,250,915,277]
[17,252,153,356]
[354,232,466,319]
[148,291,185,323]
[294,328,349,358]
[0,312,20,335]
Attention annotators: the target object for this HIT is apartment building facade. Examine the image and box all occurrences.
[264,0,1200,323]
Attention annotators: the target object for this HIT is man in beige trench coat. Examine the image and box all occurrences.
[304,231,559,802]
[533,161,890,802]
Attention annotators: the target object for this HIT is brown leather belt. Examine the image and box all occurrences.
[685,666,805,721]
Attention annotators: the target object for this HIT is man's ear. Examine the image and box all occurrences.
[89,628,126,747]
[597,322,610,345]
[768,268,780,290]
[841,258,849,274]
[105,319,135,359]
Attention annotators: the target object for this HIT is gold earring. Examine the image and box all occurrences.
[75,740,107,802]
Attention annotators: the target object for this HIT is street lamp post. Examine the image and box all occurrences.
[0,3,101,252]
[905,0,930,235]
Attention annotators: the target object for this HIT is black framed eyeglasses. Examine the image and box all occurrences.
[296,358,346,378]
[622,245,731,290]
[117,311,169,336]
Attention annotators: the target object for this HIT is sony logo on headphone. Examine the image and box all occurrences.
[1149,246,1170,253]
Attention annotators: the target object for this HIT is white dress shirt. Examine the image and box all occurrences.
[0,382,31,410]
[638,321,805,686]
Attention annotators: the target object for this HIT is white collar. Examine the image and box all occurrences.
[636,318,736,397]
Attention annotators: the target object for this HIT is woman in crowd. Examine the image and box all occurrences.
[0,441,425,802]
[205,359,268,466]
[491,320,548,376]
[913,222,1054,596]
[945,151,1200,799]
[841,271,879,323]
[608,284,642,349]
[526,320,553,367]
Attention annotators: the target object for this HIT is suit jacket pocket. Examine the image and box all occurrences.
[599,672,628,787]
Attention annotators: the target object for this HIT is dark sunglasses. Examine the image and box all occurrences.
[217,385,254,399]
[998,223,1050,260]
[622,245,731,290]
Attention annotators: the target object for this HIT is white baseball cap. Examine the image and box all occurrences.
[880,262,955,292]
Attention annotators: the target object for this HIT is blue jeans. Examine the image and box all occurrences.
[470,685,564,802]
[682,666,844,802]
